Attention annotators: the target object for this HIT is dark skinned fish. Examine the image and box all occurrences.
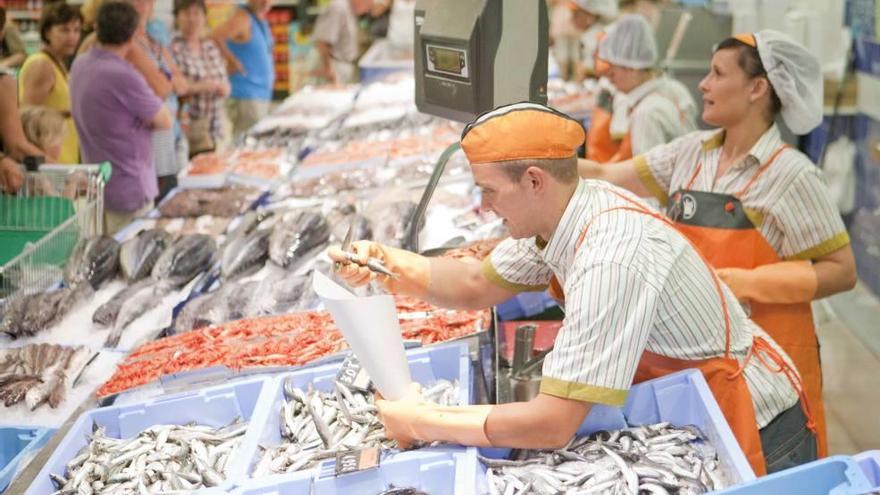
[63,236,120,289]
[268,211,330,270]
[119,229,172,282]
[151,234,217,286]
[221,228,272,281]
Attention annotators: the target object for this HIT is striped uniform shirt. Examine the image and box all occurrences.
[483,180,798,427]
[612,77,697,156]
[634,124,849,260]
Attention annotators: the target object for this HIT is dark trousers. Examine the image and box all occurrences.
[157,175,178,203]
[760,400,818,474]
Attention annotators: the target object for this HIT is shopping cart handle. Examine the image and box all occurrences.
[99,161,112,182]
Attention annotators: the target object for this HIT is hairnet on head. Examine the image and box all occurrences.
[598,14,657,70]
[571,0,618,21]
[754,30,823,135]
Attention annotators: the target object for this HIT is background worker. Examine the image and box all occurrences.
[331,102,819,475]
[569,0,617,81]
[578,31,857,458]
[586,14,696,164]
[312,0,373,84]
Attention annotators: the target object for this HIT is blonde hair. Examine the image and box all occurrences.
[81,0,110,27]
[19,105,66,153]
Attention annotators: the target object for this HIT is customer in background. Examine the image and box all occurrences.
[131,0,188,200]
[210,0,274,138]
[312,0,373,84]
[172,0,230,156]
[0,8,27,71]
[71,1,172,234]
[19,106,67,163]
[18,2,83,164]
[0,69,46,193]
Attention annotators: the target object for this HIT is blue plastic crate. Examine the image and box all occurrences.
[245,342,472,482]
[0,426,54,493]
[715,456,874,495]
[495,291,558,321]
[479,369,756,489]
[854,450,880,492]
[313,448,479,495]
[24,377,274,495]
[230,474,311,495]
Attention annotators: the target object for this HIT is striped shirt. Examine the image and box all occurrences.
[634,124,849,260]
[612,77,697,156]
[483,180,798,427]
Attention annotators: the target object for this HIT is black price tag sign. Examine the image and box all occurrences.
[335,446,380,476]
[335,353,372,392]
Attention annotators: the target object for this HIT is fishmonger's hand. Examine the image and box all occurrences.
[327,241,430,297]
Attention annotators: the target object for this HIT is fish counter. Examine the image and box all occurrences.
[3,73,863,495]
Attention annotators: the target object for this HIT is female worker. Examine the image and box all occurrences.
[586,14,696,163]
[569,0,617,81]
[579,30,857,458]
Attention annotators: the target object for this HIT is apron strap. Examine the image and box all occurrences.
[574,190,734,358]
[684,161,703,191]
[728,337,818,433]
[734,144,791,198]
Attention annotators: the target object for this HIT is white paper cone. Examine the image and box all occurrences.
[312,271,412,400]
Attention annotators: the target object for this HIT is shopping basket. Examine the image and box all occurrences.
[0,163,109,299]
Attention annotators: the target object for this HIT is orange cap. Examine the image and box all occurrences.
[733,32,757,48]
[461,103,585,165]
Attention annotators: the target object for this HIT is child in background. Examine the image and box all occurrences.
[19,105,66,163]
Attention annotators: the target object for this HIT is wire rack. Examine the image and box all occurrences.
[0,164,105,299]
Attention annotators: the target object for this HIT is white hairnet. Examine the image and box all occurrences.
[572,0,618,20]
[754,30,823,135]
[598,14,657,69]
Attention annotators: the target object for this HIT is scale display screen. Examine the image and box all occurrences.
[425,44,469,79]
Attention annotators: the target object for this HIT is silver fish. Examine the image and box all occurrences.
[221,228,272,281]
[63,236,120,289]
[151,234,217,286]
[52,420,247,494]
[104,281,174,348]
[0,343,93,410]
[482,423,728,495]
[254,379,459,477]
[268,210,330,270]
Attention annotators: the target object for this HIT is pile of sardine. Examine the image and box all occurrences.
[51,419,248,494]
[254,379,459,476]
[0,343,94,410]
[481,423,727,495]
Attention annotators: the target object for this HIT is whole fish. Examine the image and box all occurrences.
[63,235,120,289]
[369,201,417,248]
[268,211,330,270]
[119,228,171,282]
[255,379,459,477]
[151,234,217,286]
[51,419,247,493]
[246,272,312,316]
[0,343,92,410]
[92,279,154,327]
[104,281,174,348]
[2,284,93,339]
[221,228,272,280]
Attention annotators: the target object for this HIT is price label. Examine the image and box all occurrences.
[335,446,380,476]
[335,353,372,392]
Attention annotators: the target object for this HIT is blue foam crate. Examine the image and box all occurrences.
[24,377,274,495]
[479,369,756,488]
[245,342,472,482]
[312,448,478,495]
[716,456,874,495]
[0,426,54,493]
[854,450,880,491]
[495,291,558,321]
[230,474,312,495]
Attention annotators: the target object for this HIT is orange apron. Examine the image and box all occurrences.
[547,192,815,476]
[667,145,827,458]
[585,87,687,164]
